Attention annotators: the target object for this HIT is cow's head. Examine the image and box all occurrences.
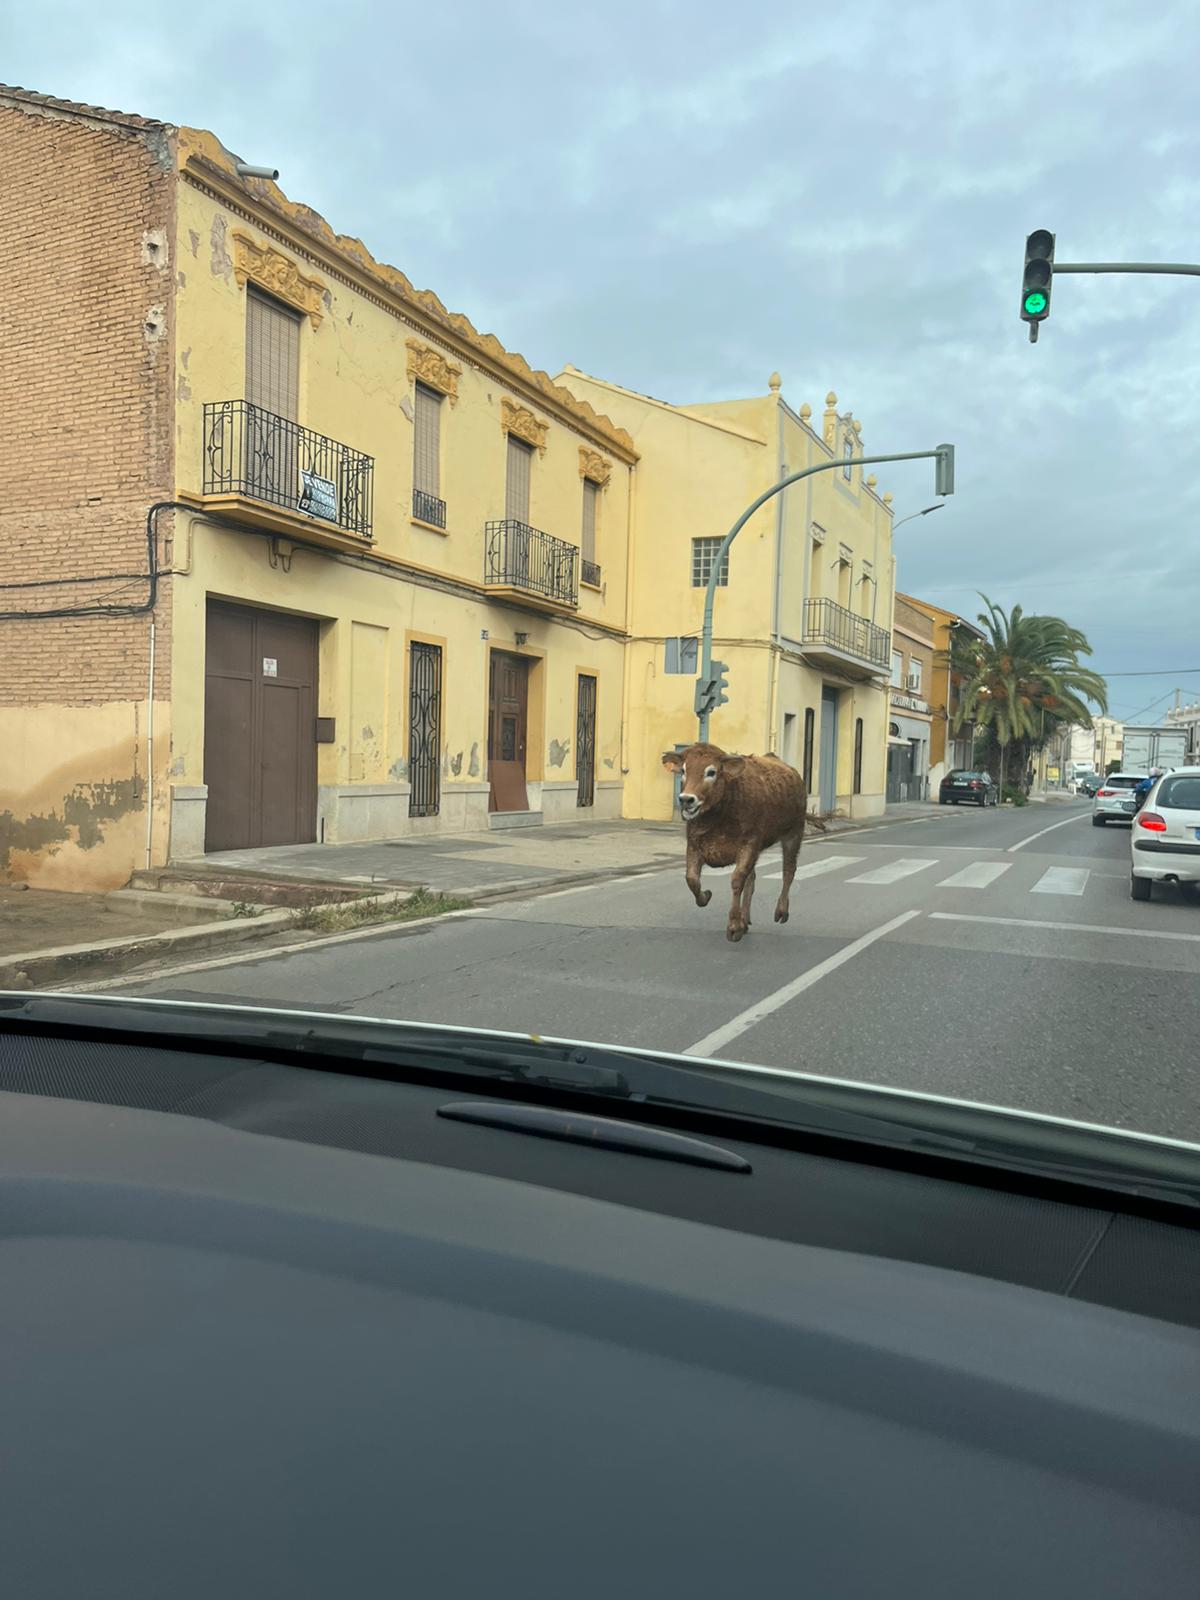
[662,743,746,821]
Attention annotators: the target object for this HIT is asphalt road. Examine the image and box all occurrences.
[113,798,1200,1143]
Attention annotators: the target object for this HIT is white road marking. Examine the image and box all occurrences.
[684,910,922,1058]
[928,913,1200,944]
[1030,866,1090,896]
[846,858,937,885]
[936,861,1013,889]
[760,854,865,882]
[1007,810,1092,852]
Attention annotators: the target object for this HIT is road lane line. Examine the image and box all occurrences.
[1030,866,1089,896]
[683,910,921,1058]
[928,913,1200,944]
[936,861,1013,889]
[760,854,865,882]
[846,858,936,885]
[1007,810,1092,852]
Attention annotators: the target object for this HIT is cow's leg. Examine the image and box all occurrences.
[685,839,711,908]
[728,844,760,942]
[740,867,756,929]
[774,825,804,924]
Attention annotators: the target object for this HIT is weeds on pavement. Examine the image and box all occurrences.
[289,887,470,934]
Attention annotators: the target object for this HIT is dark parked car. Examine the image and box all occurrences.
[939,769,998,806]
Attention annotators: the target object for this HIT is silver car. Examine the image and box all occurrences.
[1091,771,1148,826]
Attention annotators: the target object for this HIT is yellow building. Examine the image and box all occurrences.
[2,90,641,890]
[895,595,984,790]
[166,127,640,860]
[558,369,896,820]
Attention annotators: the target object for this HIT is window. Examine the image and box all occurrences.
[836,559,852,609]
[664,637,699,674]
[843,436,854,481]
[1159,776,1200,809]
[859,575,873,617]
[803,707,815,789]
[246,287,300,418]
[692,537,729,588]
[576,674,597,807]
[853,717,864,794]
[891,650,903,687]
[412,382,445,527]
[506,434,533,524]
[907,659,923,693]
[581,478,600,584]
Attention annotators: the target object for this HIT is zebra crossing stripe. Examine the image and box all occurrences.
[846,859,937,886]
[1030,867,1090,896]
[936,861,1013,889]
[760,855,865,882]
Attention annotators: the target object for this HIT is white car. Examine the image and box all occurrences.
[1091,771,1148,825]
[1129,766,1200,900]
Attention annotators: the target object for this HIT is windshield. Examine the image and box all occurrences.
[2,10,1198,1153]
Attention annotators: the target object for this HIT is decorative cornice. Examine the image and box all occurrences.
[578,447,612,485]
[178,127,637,462]
[502,398,549,456]
[406,339,461,405]
[232,230,325,328]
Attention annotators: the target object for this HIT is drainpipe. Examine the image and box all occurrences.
[144,616,156,869]
[767,399,786,749]
[619,463,637,786]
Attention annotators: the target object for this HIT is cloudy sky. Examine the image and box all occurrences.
[6,0,1199,722]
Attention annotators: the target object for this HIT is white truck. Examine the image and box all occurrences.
[1120,725,1190,773]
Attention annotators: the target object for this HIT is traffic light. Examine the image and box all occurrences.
[693,660,730,718]
[1021,230,1055,338]
[934,444,955,497]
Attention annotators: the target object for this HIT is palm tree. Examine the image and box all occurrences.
[948,596,1108,795]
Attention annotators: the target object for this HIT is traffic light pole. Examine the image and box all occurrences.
[1028,259,1200,340]
[696,447,953,741]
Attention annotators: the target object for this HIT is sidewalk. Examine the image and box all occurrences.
[1,800,946,989]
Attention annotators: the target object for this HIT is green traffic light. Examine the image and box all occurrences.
[1024,290,1048,317]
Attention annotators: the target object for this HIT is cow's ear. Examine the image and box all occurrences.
[721,755,746,776]
[661,750,685,772]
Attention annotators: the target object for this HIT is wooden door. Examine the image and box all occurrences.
[205,601,318,852]
[488,651,529,813]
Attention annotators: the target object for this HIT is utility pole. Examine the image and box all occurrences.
[695,445,955,740]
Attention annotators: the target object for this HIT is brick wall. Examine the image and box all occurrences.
[0,96,176,704]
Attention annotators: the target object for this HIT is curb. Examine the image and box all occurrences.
[0,906,296,991]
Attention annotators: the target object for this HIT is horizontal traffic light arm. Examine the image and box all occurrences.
[1051,262,1200,275]
[695,446,954,740]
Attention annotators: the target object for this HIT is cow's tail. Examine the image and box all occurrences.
[806,809,833,833]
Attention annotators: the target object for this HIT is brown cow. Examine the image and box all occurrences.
[662,742,815,943]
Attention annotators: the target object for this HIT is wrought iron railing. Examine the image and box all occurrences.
[581,559,601,588]
[413,488,446,529]
[203,400,373,539]
[802,597,890,670]
[484,520,579,607]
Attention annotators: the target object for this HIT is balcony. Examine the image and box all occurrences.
[201,401,373,544]
[801,597,890,679]
[484,520,579,610]
[412,488,446,529]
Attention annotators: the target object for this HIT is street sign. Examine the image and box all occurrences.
[299,470,339,522]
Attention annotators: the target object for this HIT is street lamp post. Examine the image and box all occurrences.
[695,446,955,741]
[891,502,945,532]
